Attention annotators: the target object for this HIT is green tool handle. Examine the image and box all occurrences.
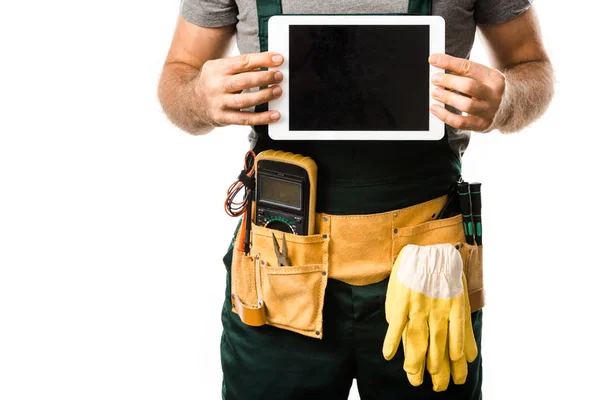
[469,183,482,246]
[457,182,475,245]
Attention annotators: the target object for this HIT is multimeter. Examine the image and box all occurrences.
[253,150,317,235]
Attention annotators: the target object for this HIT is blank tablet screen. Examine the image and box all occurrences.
[289,25,430,131]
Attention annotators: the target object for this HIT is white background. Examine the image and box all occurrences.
[0,1,598,399]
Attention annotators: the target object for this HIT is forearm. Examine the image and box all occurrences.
[491,60,555,134]
[157,62,214,136]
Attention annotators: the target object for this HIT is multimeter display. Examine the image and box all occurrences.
[255,159,311,235]
[260,176,302,209]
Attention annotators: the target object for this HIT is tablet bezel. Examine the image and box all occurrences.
[267,15,446,141]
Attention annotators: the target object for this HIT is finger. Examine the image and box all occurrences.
[217,110,280,126]
[403,317,428,379]
[462,275,479,362]
[223,70,284,93]
[223,52,284,74]
[430,104,491,132]
[431,370,451,392]
[385,276,398,322]
[386,246,409,319]
[464,313,478,363]
[450,355,468,385]
[427,313,448,374]
[402,324,408,353]
[429,54,490,82]
[405,327,425,388]
[407,370,425,388]
[223,86,282,110]
[432,87,489,116]
[382,315,408,360]
[382,289,411,360]
[448,296,465,362]
[432,73,492,100]
[403,321,426,387]
[429,340,451,392]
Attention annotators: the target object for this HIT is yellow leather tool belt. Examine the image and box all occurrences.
[230,195,484,340]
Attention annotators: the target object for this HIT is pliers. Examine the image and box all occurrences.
[272,233,291,267]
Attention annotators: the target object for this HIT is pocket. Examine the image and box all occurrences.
[258,16,270,52]
[391,214,486,311]
[231,249,267,327]
[392,214,466,257]
[260,263,327,338]
[250,223,329,339]
[250,223,328,267]
[456,242,485,312]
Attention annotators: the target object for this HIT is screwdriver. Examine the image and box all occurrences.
[457,182,475,245]
[469,182,482,246]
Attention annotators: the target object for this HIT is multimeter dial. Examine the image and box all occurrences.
[264,217,296,234]
[255,208,304,234]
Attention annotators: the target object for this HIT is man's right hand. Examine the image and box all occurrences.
[196,52,284,127]
[159,17,285,135]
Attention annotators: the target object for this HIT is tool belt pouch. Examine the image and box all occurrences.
[455,241,484,312]
[231,223,329,339]
[389,214,485,312]
[322,205,486,312]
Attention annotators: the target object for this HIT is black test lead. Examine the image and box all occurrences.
[244,188,253,254]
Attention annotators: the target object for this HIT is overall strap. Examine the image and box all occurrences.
[253,0,282,126]
[407,0,433,16]
[256,0,282,52]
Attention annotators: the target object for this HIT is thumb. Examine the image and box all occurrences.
[383,295,410,360]
[383,315,408,360]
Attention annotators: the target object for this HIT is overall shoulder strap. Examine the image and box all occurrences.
[407,0,433,16]
[253,0,282,127]
[256,0,282,52]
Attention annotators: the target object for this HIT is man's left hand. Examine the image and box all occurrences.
[429,53,506,132]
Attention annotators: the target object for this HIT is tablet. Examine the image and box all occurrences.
[267,15,446,141]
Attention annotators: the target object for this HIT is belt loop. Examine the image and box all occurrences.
[320,215,331,276]
[392,209,400,235]
[320,214,332,238]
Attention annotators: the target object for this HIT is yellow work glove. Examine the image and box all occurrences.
[383,244,478,392]
[401,272,479,391]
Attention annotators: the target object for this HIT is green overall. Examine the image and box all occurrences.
[221,1,483,398]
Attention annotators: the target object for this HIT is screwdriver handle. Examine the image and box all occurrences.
[469,183,482,246]
[457,182,475,245]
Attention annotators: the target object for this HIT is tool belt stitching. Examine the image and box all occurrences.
[319,195,447,221]
[261,264,323,275]
[394,216,462,237]
[253,231,325,244]
[321,213,393,220]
